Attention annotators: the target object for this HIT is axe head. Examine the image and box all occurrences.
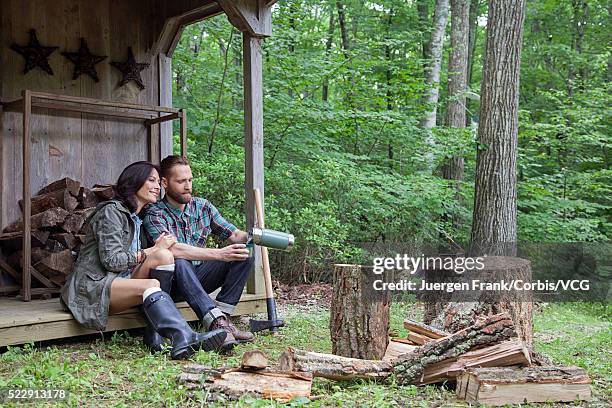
[249,318,285,333]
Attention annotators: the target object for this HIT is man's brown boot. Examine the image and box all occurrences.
[205,308,238,351]
[221,313,254,343]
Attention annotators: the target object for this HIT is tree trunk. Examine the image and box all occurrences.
[466,0,481,126]
[417,0,430,61]
[442,0,470,224]
[470,0,525,256]
[420,0,450,130]
[322,4,335,102]
[330,264,390,360]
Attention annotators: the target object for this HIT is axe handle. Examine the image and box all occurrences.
[254,188,274,300]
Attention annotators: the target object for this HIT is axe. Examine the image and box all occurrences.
[249,188,285,333]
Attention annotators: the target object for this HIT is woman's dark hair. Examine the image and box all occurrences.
[114,161,160,213]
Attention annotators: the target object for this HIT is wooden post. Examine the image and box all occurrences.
[243,32,265,295]
[21,90,32,301]
[179,109,187,157]
[158,53,173,162]
[330,264,390,360]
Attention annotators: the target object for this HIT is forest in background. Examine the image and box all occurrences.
[172,0,610,283]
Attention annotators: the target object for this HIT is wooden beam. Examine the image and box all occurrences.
[158,53,173,161]
[22,90,32,301]
[218,0,272,37]
[180,109,187,157]
[153,3,224,57]
[243,33,265,295]
[144,112,179,126]
[30,91,179,113]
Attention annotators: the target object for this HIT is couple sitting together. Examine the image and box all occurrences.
[60,155,254,359]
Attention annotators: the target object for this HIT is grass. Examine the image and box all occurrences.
[0,301,610,407]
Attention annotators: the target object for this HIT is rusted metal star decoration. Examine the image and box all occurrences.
[111,47,149,90]
[11,29,58,75]
[62,38,107,82]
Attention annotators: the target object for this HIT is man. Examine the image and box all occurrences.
[143,155,254,350]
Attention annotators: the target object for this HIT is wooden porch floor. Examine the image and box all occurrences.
[0,293,266,347]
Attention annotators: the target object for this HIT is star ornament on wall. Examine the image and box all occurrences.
[62,38,107,82]
[11,29,58,75]
[111,47,149,90]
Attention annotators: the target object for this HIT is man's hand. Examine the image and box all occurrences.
[154,232,177,250]
[216,243,249,262]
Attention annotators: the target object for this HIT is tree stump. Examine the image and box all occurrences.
[330,264,390,360]
[426,256,533,349]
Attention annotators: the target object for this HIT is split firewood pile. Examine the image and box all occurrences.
[0,177,113,286]
[178,313,591,405]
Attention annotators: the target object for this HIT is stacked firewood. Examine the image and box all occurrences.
[0,177,114,286]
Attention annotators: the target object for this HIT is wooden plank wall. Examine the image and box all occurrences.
[0,0,209,229]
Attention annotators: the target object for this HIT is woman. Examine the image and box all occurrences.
[61,161,225,359]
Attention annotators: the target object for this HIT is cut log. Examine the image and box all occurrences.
[91,185,115,200]
[77,187,100,209]
[37,177,81,197]
[20,188,78,215]
[31,208,70,230]
[1,207,72,233]
[62,211,88,234]
[456,366,591,405]
[179,364,312,403]
[403,319,449,339]
[408,332,434,345]
[51,233,78,250]
[426,256,533,349]
[393,313,517,385]
[241,350,268,371]
[330,264,390,360]
[0,230,50,250]
[33,249,74,282]
[383,338,418,362]
[417,339,531,385]
[279,347,392,381]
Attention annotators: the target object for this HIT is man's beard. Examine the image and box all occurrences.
[166,189,191,205]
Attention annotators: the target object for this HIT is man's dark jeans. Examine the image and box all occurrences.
[171,257,253,323]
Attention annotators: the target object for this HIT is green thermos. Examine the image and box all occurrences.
[249,227,295,251]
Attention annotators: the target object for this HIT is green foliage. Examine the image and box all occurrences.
[169,0,609,282]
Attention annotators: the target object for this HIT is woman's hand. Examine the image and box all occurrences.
[154,232,177,250]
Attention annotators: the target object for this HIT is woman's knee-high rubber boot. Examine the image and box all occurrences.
[142,268,174,352]
[142,290,227,360]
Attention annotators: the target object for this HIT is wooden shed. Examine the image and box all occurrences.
[0,0,274,346]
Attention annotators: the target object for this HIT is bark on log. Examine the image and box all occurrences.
[279,347,393,381]
[32,208,71,230]
[393,313,516,384]
[37,177,81,197]
[330,264,390,360]
[62,213,86,234]
[77,187,100,209]
[417,339,530,385]
[51,233,78,250]
[0,230,49,250]
[427,256,533,348]
[91,185,115,200]
[179,364,312,403]
[34,249,74,283]
[20,188,78,215]
[3,208,69,233]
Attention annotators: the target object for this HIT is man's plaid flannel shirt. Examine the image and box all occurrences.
[143,197,237,248]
